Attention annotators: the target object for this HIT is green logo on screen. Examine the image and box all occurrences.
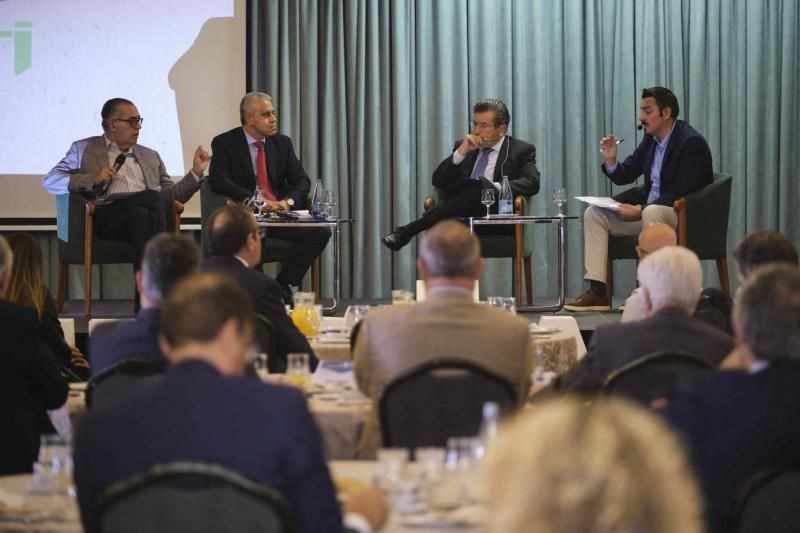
[0,22,32,75]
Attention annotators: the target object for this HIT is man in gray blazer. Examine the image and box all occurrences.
[41,97,210,270]
[354,220,534,458]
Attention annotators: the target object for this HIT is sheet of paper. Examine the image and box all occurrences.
[574,196,621,210]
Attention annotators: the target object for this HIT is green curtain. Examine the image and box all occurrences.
[248,0,799,299]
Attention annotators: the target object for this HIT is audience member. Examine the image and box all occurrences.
[203,203,316,372]
[41,97,209,272]
[487,397,703,533]
[566,87,712,311]
[354,220,534,457]
[6,233,90,379]
[382,99,540,251]
[208,92,331,303]
[548,246,733,394]
[0,236,68,475]
[74,272,384,533]
[89,233,200,375]
[664,264,800,533]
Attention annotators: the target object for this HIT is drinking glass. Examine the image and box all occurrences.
[252,352,269,380]
[501,296,517,314]
[480,189,495,218]
[323,189,337,219]
[391,289,414,305]
[33,434,72,495]
[250,189,267,215]
[553,187,567,215]
[286,353,311,390]
[486,296,503,308]
[343,305,370,330]
[291,292,316,337]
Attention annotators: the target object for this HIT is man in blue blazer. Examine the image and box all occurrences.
[202,204,317,372]
[208,92,331,302]
[566,87,713,311]
[89,233,200,375]
[663,264,800,533]
[74,273,377,533]
[382,98,541,250]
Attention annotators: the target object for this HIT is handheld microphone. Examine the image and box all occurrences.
[100,153,127,196]
[637,122,645,131]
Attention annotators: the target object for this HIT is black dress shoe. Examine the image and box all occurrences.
[381,227,414,251]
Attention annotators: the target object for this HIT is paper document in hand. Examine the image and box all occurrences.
[575,196,621,211]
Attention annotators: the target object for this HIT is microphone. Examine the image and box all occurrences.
[637,122,645,131]
[100,153,127,196]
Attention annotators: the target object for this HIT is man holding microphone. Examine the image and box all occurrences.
[382,98,540,251]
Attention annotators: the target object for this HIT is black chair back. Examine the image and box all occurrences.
[86,358,167,408]
[603,351,714,405]
[98,461,291,533]
[378,357,517,449]
[732,466,800,533]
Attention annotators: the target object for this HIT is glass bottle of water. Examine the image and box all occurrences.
[310,179,324,219]
[499,176,513,215]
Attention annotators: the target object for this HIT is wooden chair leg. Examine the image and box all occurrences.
[84,211,95,317]
[717,258,730,296]
[57,262,68,313]
[605,259,614,299]
[524,256,533,305]
[311,257,320,295]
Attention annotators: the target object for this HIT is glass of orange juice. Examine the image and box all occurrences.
[287,352,311,390]
[391,289,414,305]
[291,292,316,337]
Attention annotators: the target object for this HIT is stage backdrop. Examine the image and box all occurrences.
[249,0,799,300]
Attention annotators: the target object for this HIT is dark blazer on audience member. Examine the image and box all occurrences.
[550,306,734,394]
[89,308,165,376]
[202,254,317,369]
[663,361,800,533]
[0,300,68,475]
[73,359,343,533]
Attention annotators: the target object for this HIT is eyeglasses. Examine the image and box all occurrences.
[113,116,144,127]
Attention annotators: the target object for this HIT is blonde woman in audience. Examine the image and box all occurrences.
[6,233,90,379]
[486,397,703,533]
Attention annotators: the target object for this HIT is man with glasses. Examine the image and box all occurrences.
[382,98,541,251]
[42,97,210,274]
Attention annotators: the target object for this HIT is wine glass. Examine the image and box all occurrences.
[553,187,567,216]
[480,188,495,218]
[250,189,267,216]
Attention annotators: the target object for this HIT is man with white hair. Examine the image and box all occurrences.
[550,246,734,394]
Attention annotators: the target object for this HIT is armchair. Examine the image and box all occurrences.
[424,193,534,304]
[56,193,183,316]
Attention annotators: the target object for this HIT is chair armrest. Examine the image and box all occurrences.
[172,200,184,232]
[514,196,524,215]
[673,197,687,246]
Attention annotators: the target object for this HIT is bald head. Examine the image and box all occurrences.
[637,223,677,259]
[418,221,482,283]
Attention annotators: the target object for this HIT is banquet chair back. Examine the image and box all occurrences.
[379,358,517,449]
[85,358,166,409]
[97,461,290,533]
[602,351,714,405]
[732,466,800,533]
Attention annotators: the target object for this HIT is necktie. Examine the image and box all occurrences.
[255,141,277,201]
[470,148,492,180]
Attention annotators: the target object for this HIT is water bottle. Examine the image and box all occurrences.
[310,178,324,219]
[499,176,513,215]
[475,401,501,459]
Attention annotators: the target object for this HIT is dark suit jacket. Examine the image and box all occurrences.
[202,255,317,370]
[552,307,734,394]
[664,362,800,533]
[602,120,713,207]
[432,136,541,198]
[208,127,310,205]
[89,308,165,376]
[0,301,68,475]
[73,359,343,533]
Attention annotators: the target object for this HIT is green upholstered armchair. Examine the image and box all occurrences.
[605,172,733,298]
[199,181,319,293]
[423,192,534,304]
[56,193,183,316]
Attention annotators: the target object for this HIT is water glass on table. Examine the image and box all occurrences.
[343,305,371,330]
[480,188,495,218]
[32,434,73,495]
[553,186,567,215]
[323,189,337,219]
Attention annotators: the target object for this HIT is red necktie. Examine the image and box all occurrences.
[255,141,277,201]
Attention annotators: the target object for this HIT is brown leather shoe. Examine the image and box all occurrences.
[564,288,610,312]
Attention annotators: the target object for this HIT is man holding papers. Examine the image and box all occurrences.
[565,87,713,311]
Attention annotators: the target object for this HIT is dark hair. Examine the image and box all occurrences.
[101,98,134,130]
[161,272,254,349]
[734,264,800,362]
[5,233,47,316]
[641,87,679,120]
[206,204,259,256]
[473,99,510,127]
[141,234,201,304]
[733,230,799,280]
